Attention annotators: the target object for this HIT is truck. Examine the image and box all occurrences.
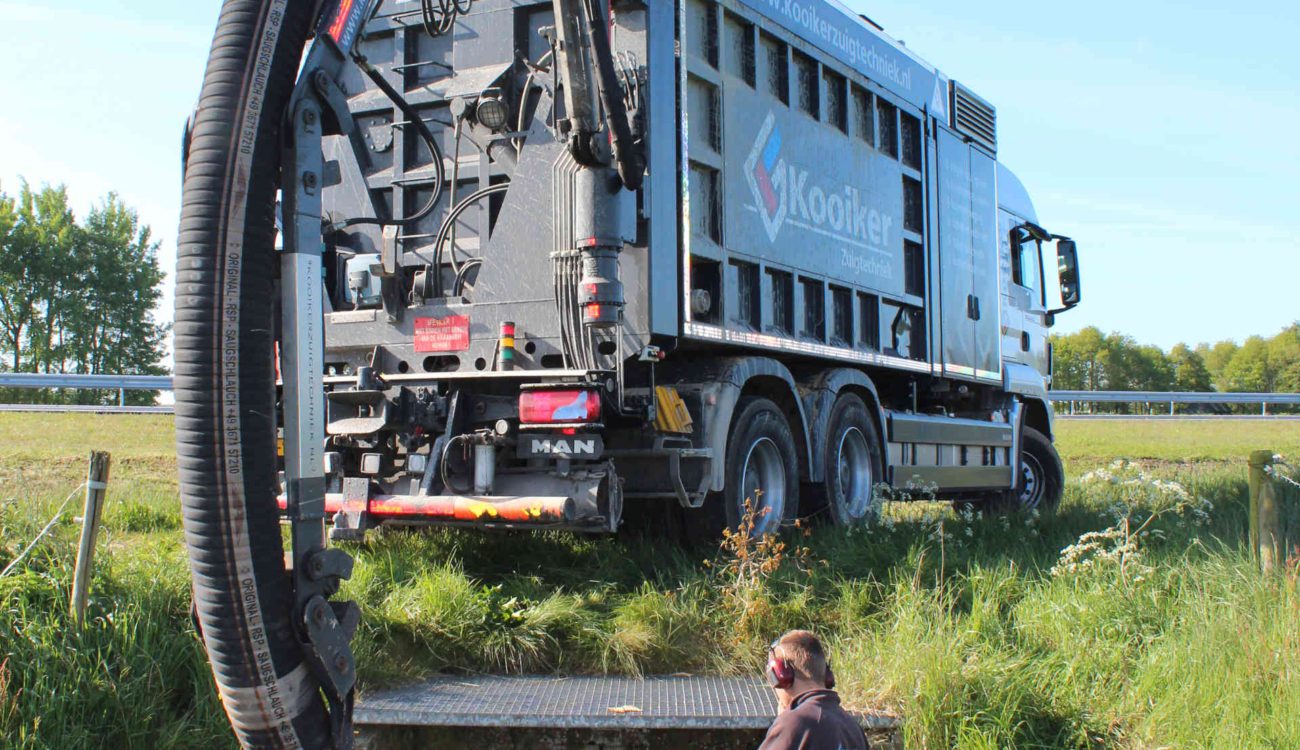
[305,0,1081,539]
[174,0,1081,746]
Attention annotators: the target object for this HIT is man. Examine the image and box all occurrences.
[758,630,867,750]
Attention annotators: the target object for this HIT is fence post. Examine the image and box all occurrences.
[1247,450,1281,574]
[70,451,111,623]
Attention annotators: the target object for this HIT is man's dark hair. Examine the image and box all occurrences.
[775,630,828,684]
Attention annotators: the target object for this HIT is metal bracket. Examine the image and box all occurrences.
[281,29,362,749]
[302,595,361,746]
[331,477,371,542]
[312,69,357,137]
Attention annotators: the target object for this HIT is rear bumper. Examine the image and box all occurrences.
[278,466,621,534]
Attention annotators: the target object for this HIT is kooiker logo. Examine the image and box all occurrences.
[743,112,896,253]
[744,114,787,242]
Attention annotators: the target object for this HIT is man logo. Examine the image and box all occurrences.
[530,438,598,456]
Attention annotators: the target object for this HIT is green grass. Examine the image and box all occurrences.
[1,414,1297,749]
[1054,417,1300,465]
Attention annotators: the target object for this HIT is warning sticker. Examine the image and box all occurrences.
[414,316,470,353]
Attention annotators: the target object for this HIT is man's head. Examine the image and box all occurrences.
[765,630,835,710]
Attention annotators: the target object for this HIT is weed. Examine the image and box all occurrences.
[0,657,18,734]
[113,500,179,533]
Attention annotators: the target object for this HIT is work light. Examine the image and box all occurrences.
[475,90,509,131]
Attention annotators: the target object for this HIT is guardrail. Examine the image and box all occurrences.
[1051,390,1300,416]
[0,373,174,411]
[0,373,174,390]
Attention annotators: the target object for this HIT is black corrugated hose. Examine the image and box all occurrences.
[175,1,330,747]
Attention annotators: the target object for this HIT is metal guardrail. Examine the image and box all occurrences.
[1051,390,1300,405]
[0,373,173,390]
[1051,390,1300,417]
[0,372,174,410]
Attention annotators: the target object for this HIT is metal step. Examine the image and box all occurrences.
[355,675,902,749]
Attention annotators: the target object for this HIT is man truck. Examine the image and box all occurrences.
[302,0,1081,538]
[175,0,1081,745]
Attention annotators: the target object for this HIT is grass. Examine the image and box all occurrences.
[1,413,1298,749]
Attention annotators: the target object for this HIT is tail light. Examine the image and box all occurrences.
[519,389,601,424]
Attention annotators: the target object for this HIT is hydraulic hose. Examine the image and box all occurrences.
[174,1,328,747]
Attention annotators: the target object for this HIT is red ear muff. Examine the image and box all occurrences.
[765,651,795,689]
[824,664,835,690]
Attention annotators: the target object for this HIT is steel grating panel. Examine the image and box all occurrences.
[356,675,899,732]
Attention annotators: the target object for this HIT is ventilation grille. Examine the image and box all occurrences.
[950,82,997,154]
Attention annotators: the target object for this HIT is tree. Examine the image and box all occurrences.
[1051,327,1107,390]
[1221,336,1272,393]
[0,182,167,404]
[0,182,78,372]
[66,195,168,382]
[1169,344,1212,392]
[1266,323,1300,393]
[1198,340,1239,391]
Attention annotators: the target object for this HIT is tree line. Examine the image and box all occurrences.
[0,182,167,405]
[1051,325,1300,413]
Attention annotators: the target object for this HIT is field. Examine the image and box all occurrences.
[1,414,1298,749]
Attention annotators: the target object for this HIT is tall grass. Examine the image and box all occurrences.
[1,415,1297,748]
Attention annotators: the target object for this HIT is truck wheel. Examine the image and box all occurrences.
[823,394,883,526]
[1009,427,1064,514]
[712,396,799,538]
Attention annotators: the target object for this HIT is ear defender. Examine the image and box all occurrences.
[765,640,795,689]
[824,664,836,690]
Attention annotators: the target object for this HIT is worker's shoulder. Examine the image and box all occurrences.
[774,696,843,731]
[769,705,821,730]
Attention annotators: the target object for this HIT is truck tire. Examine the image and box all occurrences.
[719,396,799,537]
[822,394,884,526]
[994,426,1063,514]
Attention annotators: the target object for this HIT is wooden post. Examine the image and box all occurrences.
[70,451,111,623]
[1247,450,1281,574]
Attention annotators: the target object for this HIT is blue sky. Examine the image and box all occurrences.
[2,0,1297,351]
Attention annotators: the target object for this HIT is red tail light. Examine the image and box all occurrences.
[519,389,601,424]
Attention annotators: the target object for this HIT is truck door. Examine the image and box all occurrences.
[936,127,1001,382]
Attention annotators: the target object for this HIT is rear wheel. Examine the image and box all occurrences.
[822,394,883,526]
[685,396,799,541]
[726,397,799,535]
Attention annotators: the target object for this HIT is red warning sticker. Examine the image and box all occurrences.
[414,316,470,353]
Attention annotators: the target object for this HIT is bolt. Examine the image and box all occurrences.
[334,653,351,673]
[303,110,317,126]
[303,171,319,189]
[311,603,327,626]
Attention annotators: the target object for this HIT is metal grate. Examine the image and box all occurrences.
[359,675,773,730]
[951,81,997,154]
[356,675,901,732]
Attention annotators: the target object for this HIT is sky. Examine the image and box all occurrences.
[1,0,1297,352]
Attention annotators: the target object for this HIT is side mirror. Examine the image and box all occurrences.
[1053,238,1081,311]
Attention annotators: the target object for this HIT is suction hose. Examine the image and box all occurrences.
[175,1,328,747]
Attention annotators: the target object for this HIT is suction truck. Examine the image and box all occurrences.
[175,0,1082,746]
